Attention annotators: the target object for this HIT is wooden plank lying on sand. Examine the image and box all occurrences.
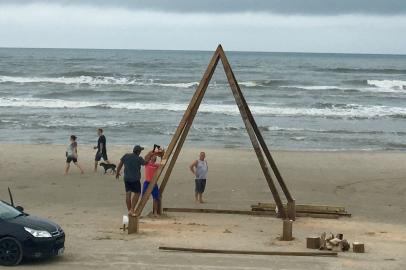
[251,206,351,217]
[163,207,342,219]
[254,203,346,213]
[159,246,338,257]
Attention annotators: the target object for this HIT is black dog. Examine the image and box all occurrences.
[100,162,116,174]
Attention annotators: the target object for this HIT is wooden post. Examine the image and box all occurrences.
[219,48,286,219]
[281,220,293,241]
[134,46,221,218]
[306,237,321,249]
[352,242,365,253]
[287,200,296,221]
[127,215,139,234]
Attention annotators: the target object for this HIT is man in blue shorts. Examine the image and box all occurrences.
[116,145,155,216]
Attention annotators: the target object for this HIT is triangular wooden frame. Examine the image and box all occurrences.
[134,45,295,232]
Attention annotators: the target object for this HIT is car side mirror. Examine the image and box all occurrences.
[16,206,24,212]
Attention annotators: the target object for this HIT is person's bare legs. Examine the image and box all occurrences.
[199,193,204,203]
[195,192,199,203]
[153,200,159,217]
[129,192,140,216]
[94,161,98,172]
[64,163,70,175]
[125,192,132,212]
[74,162,84,174]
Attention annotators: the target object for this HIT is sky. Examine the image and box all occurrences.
[0,0,406,54]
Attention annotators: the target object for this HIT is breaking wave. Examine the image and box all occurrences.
[0,75,199,88]
[1,97,406,119]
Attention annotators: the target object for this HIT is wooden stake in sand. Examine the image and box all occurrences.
[282,220,293,241]
[127,215,139,234]
[306,237,321,249]
[159,246,337,257]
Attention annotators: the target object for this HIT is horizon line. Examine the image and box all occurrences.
[1,46,405,57]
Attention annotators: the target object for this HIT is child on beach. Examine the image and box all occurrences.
[64,135,85,175]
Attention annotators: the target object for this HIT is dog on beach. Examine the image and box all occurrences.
[100,162,116,174]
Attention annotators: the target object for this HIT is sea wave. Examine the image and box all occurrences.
[0,75,199,88]
[367,80,406,92]
[315,67,406,74]
[1,97,406,119]
[281,80,406,93]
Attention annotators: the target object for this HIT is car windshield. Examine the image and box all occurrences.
[0,201,22,220]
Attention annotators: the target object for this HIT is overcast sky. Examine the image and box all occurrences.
[0,0,405,54]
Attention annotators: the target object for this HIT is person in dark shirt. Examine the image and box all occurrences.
[94,128,110,172]
[115,145,156,216]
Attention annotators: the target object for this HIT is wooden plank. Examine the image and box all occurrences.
[163,207,272,216]
[218,47,287,219]
[134,46,221,217]
[163,207,342,219]
[254,203,347,213]
[159,246,338,257]
[252,207,351,217]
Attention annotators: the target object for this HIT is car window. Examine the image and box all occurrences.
[0,201,22,220]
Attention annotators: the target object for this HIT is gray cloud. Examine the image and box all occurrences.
[1,0,406,15]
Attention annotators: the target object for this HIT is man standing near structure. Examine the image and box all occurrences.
[94,128,109,172]
[190,152,208,203]
[116,145,155,216]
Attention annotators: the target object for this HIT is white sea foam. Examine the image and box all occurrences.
[367,80,406,92]
[0,75,139,85]
[282,85,349,90]
[239,81,260,87]
[154,82,199,88]
[0,75,199,88]
[1,97,405,119]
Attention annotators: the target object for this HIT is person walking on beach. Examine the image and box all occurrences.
[142,154,161,217]
[94,128,110,172]
[115,145,155,216]
[190,152,208,203]
[64,135,85,175]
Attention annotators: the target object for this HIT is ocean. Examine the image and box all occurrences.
[0,48,405,150]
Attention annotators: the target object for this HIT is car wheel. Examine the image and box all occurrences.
[0,237,23,266]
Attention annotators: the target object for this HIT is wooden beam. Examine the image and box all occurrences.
[252,203,348,214]
[159,246,338,257]
[218,47,286,219]
[163,207,273,216]
[163,207,343,219]
[134,46,221,217]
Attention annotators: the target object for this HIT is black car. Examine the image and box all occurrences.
[0,200,65,266]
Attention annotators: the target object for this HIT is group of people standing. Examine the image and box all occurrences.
[64,128,209,216]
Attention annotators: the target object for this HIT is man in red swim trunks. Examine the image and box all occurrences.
[142,155,160,216]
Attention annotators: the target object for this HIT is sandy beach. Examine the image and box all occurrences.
[0,144,405,269]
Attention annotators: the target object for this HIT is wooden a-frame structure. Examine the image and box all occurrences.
[132,45,295,233]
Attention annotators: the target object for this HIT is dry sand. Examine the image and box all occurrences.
[0,144,405,269]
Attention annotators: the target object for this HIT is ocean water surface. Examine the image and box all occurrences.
[0,48,405,150]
